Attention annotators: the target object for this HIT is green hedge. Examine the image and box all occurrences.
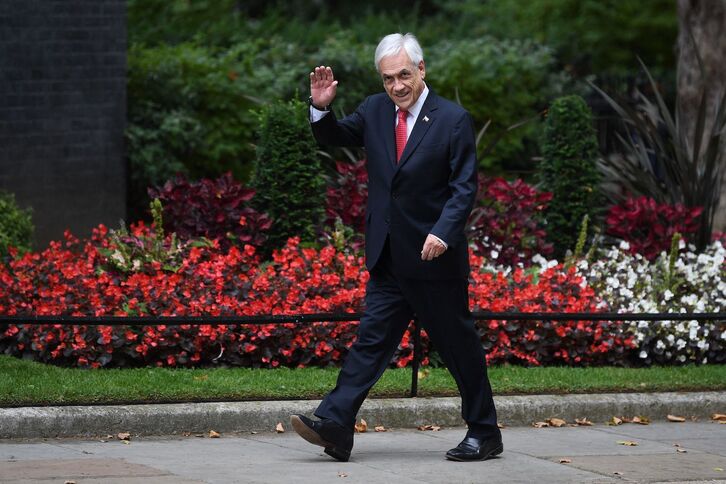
[539,95,601,257]
[0,190,33,257]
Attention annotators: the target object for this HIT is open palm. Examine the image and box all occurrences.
[310,66,338,108]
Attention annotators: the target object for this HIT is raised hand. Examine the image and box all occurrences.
[310,66,338,108]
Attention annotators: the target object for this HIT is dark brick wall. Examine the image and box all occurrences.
[0,0,126,248]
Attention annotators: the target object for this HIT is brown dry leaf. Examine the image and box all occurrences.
[374,426,388,432]
[712,413,726,421]
[117,432,130,441]
[533,421,549,428]
[617,440,638,446]
[338,472,348,478]
[609,416,623,426]
[417,424,441,431]
[208,430,221,439]
[559,458,572,464]
[275,422,285,433]
[667,415,686,423]
[621,416,633,423]
[575,418,593,426]
[182,432,191,437]
[632,416,650,425]
[354,419,368,433]
[547,418,567,428]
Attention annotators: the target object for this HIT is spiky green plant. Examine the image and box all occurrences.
[590,58,726,250]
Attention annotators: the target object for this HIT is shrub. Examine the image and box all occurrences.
[325,158,368,234]
[427,36,565,172]
[467,177,553,267]
[0,190,33,258]
[148,172,272,250]
[539,95,601,257]
[126,43,257,220]
[605,196,702,261]
[252,99,326,250]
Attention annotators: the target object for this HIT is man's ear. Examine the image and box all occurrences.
[418,60,426,79]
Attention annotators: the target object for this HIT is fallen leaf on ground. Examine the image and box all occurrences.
[533,421,549,428]
[617,440,638,446]
[497,423,506,429]
[417,424,441,431]
[609,416,623,426]
[374,426,387,432]
[715,467,723,472]
[575,418,593,426]
[417,369,430,380]
[676,448,687,454]
[182,432,191,437]
[64,481,76,484]
[547,418,567,427]
[122,440,130,445]
[209,430,221,438]
[621,416,633,423]
[195,434,205,438]
[275,422,285,433]
[559,458,572,464]
[712,413,726,421]
[632,416,650,425]
[117,432,130,441]
[250,431,258,434]
[354,419,367,433]
[338,472,348,478]
[613,471,623,476]
[667,415,686,422]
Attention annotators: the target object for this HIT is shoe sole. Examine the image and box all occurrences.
[290,415,351,462]
[445,443,504,462]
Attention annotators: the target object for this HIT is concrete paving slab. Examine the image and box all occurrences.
[556,453,726,482]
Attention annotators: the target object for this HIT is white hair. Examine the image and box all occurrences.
[374,33,424,72]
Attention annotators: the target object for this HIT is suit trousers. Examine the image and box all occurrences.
[315,239,499,437]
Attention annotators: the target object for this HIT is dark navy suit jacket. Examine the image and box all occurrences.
[312,90,478,280]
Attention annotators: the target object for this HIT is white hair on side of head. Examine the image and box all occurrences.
[374,33,424,72]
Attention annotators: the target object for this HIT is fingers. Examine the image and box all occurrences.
[309,66,335,86]
[420,236,447,261]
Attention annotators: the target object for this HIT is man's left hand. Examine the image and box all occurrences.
[421,234,447,261]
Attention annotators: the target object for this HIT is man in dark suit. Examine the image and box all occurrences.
[291,33,501,463]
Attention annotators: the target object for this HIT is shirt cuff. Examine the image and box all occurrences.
[309,105,330,123]
[429,234,448,249]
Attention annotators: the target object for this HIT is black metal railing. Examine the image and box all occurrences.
[2,312,725,397]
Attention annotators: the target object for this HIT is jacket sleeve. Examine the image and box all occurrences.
[429,111,478,248]
[310,97,369,147]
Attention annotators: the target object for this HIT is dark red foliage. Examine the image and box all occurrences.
[605,196,702,260]
[148,172,272,249]
[325,159,368,232]
[467,177,553,266]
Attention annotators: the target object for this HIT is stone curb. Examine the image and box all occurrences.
[1,392,725,439]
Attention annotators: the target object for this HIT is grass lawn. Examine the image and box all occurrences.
[1,355,724,407]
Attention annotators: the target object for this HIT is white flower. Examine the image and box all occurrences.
[639,350,648,359]
[490,250,499,260]
[676,338,686,350]
[656,340,665,350]
[663,290,673,301]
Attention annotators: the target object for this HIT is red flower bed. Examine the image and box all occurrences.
[469,253,634,365]
[605,196,702,260]
[0,227,631,368]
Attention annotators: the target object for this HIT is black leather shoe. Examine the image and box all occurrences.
[445,432,503,462]
[290,414,354,462]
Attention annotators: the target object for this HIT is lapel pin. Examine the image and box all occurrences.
[423,116,430,122]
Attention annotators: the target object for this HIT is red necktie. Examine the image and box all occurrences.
[395,109,408,162]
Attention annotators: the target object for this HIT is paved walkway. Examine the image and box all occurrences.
[1,422,724,483]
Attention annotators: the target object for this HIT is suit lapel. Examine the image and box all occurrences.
[396,91,438,169]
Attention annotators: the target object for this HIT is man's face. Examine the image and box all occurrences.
[379,49,426,111]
